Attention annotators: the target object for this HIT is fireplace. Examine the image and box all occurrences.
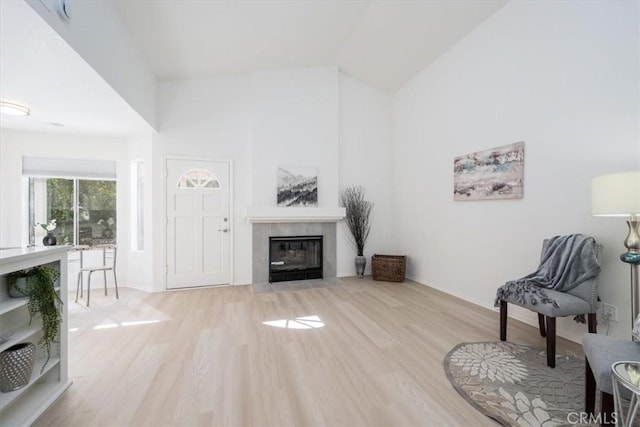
[269,236,323,283]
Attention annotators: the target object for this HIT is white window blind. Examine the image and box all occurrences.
[22,157,116,179]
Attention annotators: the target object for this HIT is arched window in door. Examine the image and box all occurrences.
[177,168,220,189]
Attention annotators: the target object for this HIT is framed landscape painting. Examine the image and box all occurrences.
[454,142,524,201]
[277,166,318,207]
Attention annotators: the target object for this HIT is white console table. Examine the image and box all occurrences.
[0,246,71,425]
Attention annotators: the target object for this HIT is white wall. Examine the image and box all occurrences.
[0,130,29,248]
[338,73,394,276]
[392,0,639,341]
[252,68,340,209]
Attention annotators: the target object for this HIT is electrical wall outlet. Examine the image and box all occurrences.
[603,303,618,322]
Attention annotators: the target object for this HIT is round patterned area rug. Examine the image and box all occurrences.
[444,342,584,427]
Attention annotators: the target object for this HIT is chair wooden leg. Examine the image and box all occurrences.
[546,316,556,368]
[601,391,614,426]
[538,313,546,337]
[103,270,108,296]
[585,358,596,414]
[588,313,597,334]
[500,301,507,341]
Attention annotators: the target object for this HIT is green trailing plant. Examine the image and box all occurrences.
[6,265,63,373]
[340,186,373,257]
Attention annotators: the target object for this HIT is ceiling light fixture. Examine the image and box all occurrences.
[0,100,31,116]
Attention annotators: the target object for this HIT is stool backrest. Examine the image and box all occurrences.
[94,244,117,270]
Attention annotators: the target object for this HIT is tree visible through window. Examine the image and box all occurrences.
[29,177,116,246]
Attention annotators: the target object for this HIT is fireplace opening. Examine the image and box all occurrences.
[269,236,323,283]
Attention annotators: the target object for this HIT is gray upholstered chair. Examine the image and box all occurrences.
[582,334,640,426]
[498,238,600,368]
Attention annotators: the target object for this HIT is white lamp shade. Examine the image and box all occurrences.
[592,171,640,217]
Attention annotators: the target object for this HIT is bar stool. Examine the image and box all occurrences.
[583,333,640,425]
[75,244,118,307]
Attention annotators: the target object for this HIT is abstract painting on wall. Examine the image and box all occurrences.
[454,142,524,201]
[277,166,318,207]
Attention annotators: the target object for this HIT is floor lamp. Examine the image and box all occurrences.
[592,171,640,340]
[591,172,640,342]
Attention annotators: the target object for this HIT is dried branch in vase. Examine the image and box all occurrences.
[340,186,373,257]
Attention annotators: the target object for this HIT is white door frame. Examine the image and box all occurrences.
[162,155,234,290]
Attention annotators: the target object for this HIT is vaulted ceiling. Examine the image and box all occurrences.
[0,0,506,136]
[113,0,506,90]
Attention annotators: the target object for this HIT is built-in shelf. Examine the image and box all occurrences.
[0,246,70,426]
[247,207,346,223]
[0,380,69,426]
[0,296,28,316]
[0,287,59,316]
[0,357,60,408]
[0,324,41,353]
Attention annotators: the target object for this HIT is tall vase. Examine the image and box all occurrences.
[355,255,366,278]
[42,232,57,246]
[0,342,36,393]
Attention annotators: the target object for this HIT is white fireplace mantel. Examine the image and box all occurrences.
[247,207,346,223]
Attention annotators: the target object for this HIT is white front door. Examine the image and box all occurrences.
[166,159,231,289]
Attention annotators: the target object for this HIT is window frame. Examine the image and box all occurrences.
[177,168,221,189]
[130,159,144,251]
[28,176,117,246]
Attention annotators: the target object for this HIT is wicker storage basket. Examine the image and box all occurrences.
[372,254,406,282]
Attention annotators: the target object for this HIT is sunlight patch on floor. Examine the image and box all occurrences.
[91,319,162,330]
[262,315,324,330]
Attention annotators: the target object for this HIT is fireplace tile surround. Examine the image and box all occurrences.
[252,222,336,284]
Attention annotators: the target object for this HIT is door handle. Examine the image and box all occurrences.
[218,228,229,233]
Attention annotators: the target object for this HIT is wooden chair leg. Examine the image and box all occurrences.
[500,301,507,341]
[546,316,556,368]
[601,391,614,426]
[538,313,546,337]
[588,313,597,333]
[585,358,596,414]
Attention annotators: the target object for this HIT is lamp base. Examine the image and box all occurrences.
[621,256,640,342]
[621,252,640,265]
[624,220,639,253]
[623,219,640,341]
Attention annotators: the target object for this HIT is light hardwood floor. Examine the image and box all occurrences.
[35,277,581,426]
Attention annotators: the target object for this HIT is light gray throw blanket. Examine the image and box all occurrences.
[495,234,601,310]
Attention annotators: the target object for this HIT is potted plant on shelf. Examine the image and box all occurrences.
[6,265,63,373]
[340,186,373,278]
